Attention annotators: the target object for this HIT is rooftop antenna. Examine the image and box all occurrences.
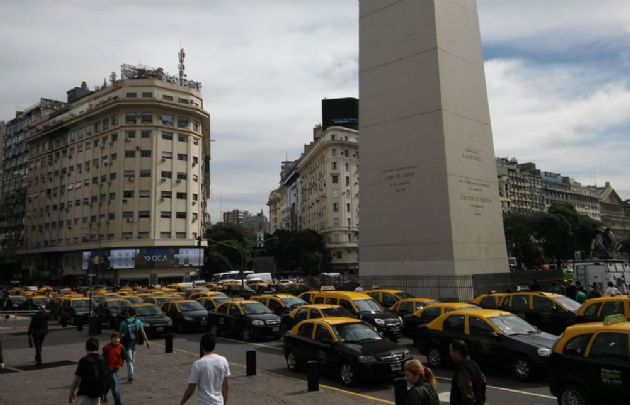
[178,47,187,85]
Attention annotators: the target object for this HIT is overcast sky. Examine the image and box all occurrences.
[2,0,630,222]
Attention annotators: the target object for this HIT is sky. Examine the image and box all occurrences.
[1,0,630,223]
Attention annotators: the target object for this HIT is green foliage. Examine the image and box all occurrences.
[203,223,254,275]
[265,229,331,275]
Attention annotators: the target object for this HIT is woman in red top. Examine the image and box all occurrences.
[102,333,127,405]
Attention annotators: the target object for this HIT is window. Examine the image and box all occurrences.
[176,212,186,219]
[139,190,150,198]
[122,232,133,240]
[315,325,334,343]
[192,193,198,201]
[122,211,134,219]
[589,333,629,361]
[601,301,625,319]
[162,132,173,140]
[331,148,336,156]
[193,138,199,146]
[332,175,339,184]
[161,114,174,126]
[162,95,174,101]
[177,172,187,180]
[139,170,151,177]
[443,315,466,333]
[297,323,314,338]
[138,211,150,219]
[192,156,198,165]
[346,203,351,212]
[110,153,117,161]
[563,334,592,356]
[140,150,151,157]
[124,170,135,178]
[480,296,497,309]
[345,176,350,186]
[160,232,171,239]
[126,92,137,98]
[511,295,529,311]
[161,211,171,218]
[469,317,494,335]
[177,153,188,161]
[533,296,554,311]
[162,151,172,160]
[192,213,198,221]
[178,134,187,142]
[161,191,172,199]
[295,308,309,322]
[125,130,136,139]
[333,203,339,212]
[141,113,152,123]
[141,130,152,138]
[108,213,115,220]
[178,98,189,104]
[138,232,149,239]
[161,171,172,178]
[193,174,198,182]
[142,92,152,98]
[419,307,441,324]
[125,113,137,124]
[177,117,189,128]
[176,192,187,200]
[125,150,136,158]
[176,232,186,238]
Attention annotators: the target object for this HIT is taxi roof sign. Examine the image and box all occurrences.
[320,286,336,291]
[603,314,626,325]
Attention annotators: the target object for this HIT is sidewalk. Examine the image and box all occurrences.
[0,322,391,405]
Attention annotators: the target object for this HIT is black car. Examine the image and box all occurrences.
[280,304,354,334]
[3,295,28,310]
[207,300,281,341]
[416,309,558,381]
[498,292,580,335]
[60,298,96,326]
[283,318,412,386]
[162,300,209,333]
[129,304,172,336]
[96,299,130,329]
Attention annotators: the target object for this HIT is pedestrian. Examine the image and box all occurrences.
[68,337,109,405]
[616,278,628,295]
[354,286,364,292]
[179,333,230,405]
[586,283,601,299]
[118,307,150,382]
[28,304,49,366]
[575,286,586,304]
[604,281,621,296]
[529,279,541,292]
[449,339,486,405]
[565,282,577,300]
[547,282,560,293]
[102,333,128,405]
[1,336,4,370]
[404,359,439,405]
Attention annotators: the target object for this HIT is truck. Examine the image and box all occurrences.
[573,260,630,287]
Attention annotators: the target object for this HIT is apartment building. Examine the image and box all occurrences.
[20,64,210,282]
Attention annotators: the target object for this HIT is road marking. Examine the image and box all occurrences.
[435,376,555,400]
[150,341,246,368]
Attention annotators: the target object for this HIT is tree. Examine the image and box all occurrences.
[503,212,543,270]
[203,223,255,276]
[266,229,331,275]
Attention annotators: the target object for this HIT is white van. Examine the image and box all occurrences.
[246,273,272,283]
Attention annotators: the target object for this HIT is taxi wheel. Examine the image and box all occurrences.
[286,350,300,372]
[340,362,356,386]
[558,384,589,405]
[512,356,533,381]
[427,347,442,368]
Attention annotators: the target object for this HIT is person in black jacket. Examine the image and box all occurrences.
[404,359,439,405]
[1,337,4,370]
[449,339,486,405]
[28,305,49,366]
[69,337,110,404]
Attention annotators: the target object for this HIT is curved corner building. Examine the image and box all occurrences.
[21,68,210,284]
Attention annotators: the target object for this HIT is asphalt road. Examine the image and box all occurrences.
[166,331,558,405]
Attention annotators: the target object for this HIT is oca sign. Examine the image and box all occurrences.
[143,255,169,262]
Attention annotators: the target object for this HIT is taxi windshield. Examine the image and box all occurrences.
[396,292,414,299]
[321,307,354,317]
[281,298,307,309]
[72,300,94,308]
[354,299,383,313]
[554,296,581,313]
[242,303,273,315]
[180,302,205,311]
[10,296,27,303]
[127,297,143,303]
[108,301,128,309]
[489,315,538,336]
[33,298,50,305]
[213,297,231,306]
[333,323,382,342]
[136,306,162,316]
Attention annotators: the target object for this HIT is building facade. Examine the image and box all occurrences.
[589,182,630,241]
[541,172,600,220]
[20,64,211,283]
[223,209,270,234]
[268,122,359,273]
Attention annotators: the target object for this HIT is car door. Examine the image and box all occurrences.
[227,304,243,336]
[268,299,284,316]
[584,332,630,401]
[313,324,339,373]
[466,315,505,366]
[580,302,602,322]
[381,293,397,308]
[440,314,466,353]
[509,295,530,322]
[532,296,557,333]
[290,322,316,364]
[599,301,625,320]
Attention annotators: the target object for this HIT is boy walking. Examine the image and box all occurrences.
[102,333,127,405]
[118,307,150,382]
[180,333,230,405]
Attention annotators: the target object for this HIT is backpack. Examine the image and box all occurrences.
[121,318,142,346]
[84,355,111,398]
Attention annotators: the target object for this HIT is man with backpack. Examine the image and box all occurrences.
[118,307,150,382]
[69,337,110,405]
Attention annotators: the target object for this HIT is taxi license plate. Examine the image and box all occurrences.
[201,321,207,326]
[156,327,164,332]
[272,326,279,332]
[391,363,402,371]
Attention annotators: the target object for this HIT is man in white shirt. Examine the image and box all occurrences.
[604,281,621,296]
[180,333,230,405]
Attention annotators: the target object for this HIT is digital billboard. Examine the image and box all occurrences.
[322,97,358,130]
[82,248,204,270]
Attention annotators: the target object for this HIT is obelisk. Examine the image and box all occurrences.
[359,0,508,276]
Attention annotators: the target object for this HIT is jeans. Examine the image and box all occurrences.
[33,334,46,364]
[109,370,121,402]
[126,347,136,380]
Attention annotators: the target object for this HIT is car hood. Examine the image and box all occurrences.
[137,314,171,324]
[360,312,399,322]
[343,339,404,356]
[181,310,208,318]
[509,332,558,349]
[248,313,281,322]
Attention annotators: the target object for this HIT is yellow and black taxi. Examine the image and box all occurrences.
[283,317,412,386]
[124,296,144,304]
[250,294,307,316]
[280,304,354,333]
[60,297,97,327]
[576,296,630,323]
[471,293,508,309]
[405,302,480,338]
[498,292,581,335]
[3,295,28,309]
[548,315,630,405]
[24,295,51,310]
[312,291,403,341]
[364,289,415,308]
[298,290,319,304]
[189,291,229,301]
[197,295,232,312]
[127,303,172,336]
[389,298,440,337]
[416,309,558,381]
[161,299,209,333]
[96,298,131,329]
[207,300,282,341]
[144,295,175,307]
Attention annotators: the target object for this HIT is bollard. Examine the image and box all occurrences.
[246,350,256,376]
[165,334,173,353]
[306,361,319,392]
[394,377,407,405]
[88,318,100,336]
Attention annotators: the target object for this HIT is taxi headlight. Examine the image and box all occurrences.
[357,355,377,364]
[374,318,385,326]
[167,320,173,326]
[398,316,403,324]
[537,348,551,357]
[252,320,265,326]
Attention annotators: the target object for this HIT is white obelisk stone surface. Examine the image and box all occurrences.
[359,0,508,276]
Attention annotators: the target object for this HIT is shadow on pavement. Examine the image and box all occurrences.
[14,360,77,371]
